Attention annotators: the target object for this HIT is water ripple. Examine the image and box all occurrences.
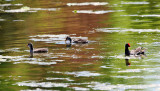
[64,71,102,77]
[121,1,149,5]
[112,75,160,79]
[67,2,108,6]
[46,77,74,81]
[49,71,102,77]
[88,82,160,90]
[96,28,160,33]
[121,14,160,17]
[16,81,68,88]
[14,61,57,65]
[74,10,124,14]
[4,6,59,13]
[0,3,23,7]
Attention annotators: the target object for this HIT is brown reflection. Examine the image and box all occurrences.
[0,1,110,90]
[125,59,131,66]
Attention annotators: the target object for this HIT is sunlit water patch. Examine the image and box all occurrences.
[3,6,59,13]
[67,2,108,6]
[13,20,24,22]
[0,55,22,62]
[12,57,65,65]
[0,48,22,53]
[71,87,90,91]
[117,67,158,73]
[137,42,148,45]
[121,1,149,5]
[21,88,53,91]
[0,3,23,7]
[100,65,112,69]
[96,28,160,33]
[91,55,104,59]
[5,48,21,52]
[29,34,68,44]
[50,71,102,77]
[14,61,57,65]
[0,51,64,65]
[121,14,160,17]
[0,18,6,21]
[112,75,160,79]
[109,55,144,59]
[16,81,91,90]
[64,71,102,77]
[88,82,160,90]
[16,81,69,88]
[74,10,124,14]
[46,77,74,81]
[152,42,160,46]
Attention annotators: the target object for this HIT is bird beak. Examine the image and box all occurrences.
[128,43,131,47]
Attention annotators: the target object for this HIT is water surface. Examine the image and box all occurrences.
[0,0,160,90]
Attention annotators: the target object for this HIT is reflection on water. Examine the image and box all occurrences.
[0,0,160,91]
[73,10,124,14]
[125,59,130,66]
[2,6,59,13]
[67,2,108,6]
[96,28,160,33]
[66,44,71,47]
[121,1,149,5]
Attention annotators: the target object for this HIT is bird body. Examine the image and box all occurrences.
[125,43,130,56]
[125,43,146,56]
[33,48,48,53]
[73,38,88,43]
[130,47,146,55]
[65,36,88,44]
[28,43,48,54]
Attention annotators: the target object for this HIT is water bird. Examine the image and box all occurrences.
[65,36,72,44]
[27,43,48,54]
[125,43,146,56]
[65,36,88,44]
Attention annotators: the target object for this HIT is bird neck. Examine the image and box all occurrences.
[29,45,34,53]
[69,39,72,43]
[125,46,130,56]
[66,37,72,43]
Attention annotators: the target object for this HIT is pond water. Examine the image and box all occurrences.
[0,0,160,90]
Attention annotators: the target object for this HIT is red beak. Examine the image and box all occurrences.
[128,43,131,47]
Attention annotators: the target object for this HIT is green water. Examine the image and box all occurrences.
[0,0,160,90]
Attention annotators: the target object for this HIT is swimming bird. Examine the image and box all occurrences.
[65,36,88,44]
[27,43,48,54]
[73,38,88,43]
[125,43,146,56]
[65,36,72,44]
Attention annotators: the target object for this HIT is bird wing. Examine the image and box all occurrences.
[130,50,136,55]
[34,48,48,53]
